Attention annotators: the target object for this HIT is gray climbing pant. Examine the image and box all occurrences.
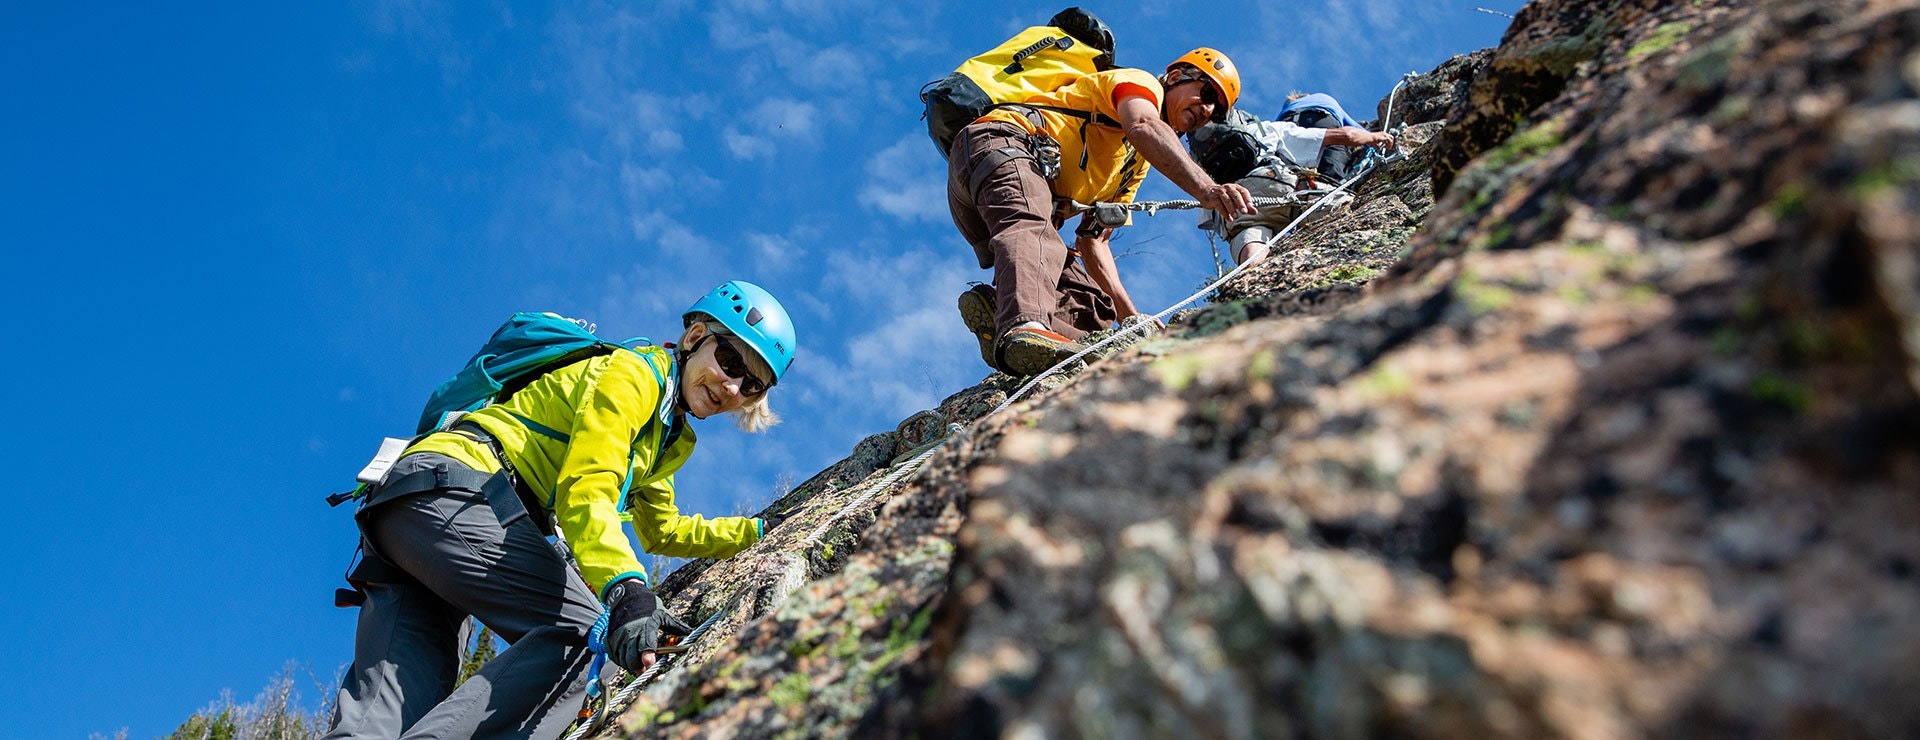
[324,453,608,740]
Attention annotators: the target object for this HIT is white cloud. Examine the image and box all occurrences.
[620,162,671,196]
[722,98,820,160]
[622,92,709,155]
[748,98,820,139]
[858,135,948,223]
[800,46,864,84]
[792,243,986,419]
[724,129,776,160]
[1236,1,1462,117]
[626,211,715,261]
[702,0,890,90]
[647,129,685,152]
[745,232,807,274]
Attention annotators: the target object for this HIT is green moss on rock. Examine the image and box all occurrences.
[769,674,812,709]
[1154,354,1207,391]
[1457,272,1518,314]
[1630,21,1694,60]
[1327,264,1382,283]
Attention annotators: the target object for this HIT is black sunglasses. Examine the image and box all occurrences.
[711,334,773,396]
[1173,69,1227,121]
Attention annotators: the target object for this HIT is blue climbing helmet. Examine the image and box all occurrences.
[684,280,797,383]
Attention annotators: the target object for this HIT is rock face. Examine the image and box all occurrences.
[599,0,1920,737]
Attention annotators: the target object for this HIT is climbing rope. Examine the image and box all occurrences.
[567,72,1420,737]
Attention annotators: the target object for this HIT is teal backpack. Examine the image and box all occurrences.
[413,312,666,435]
[326,312,673,507]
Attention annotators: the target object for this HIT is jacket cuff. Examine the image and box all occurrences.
[599,570,649,601]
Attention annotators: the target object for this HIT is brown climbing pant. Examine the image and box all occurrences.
[947,121,1116,340]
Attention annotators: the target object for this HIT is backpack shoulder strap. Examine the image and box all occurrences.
[613,345,682,512]
[491,343,617,403]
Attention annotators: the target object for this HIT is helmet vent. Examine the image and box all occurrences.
[1213,59,1226,70]
[746,307,765,326]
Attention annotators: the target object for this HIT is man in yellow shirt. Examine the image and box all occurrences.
[949,47,1256,376]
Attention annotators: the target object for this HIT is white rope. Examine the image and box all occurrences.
[569,74,1416,737]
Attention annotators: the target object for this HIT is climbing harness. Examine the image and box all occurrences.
[563,71,1422,738]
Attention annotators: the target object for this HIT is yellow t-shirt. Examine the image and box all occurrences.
[978,67,1161,207]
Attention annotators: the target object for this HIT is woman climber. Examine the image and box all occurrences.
[324,280,797,739]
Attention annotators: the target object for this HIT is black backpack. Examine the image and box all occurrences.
[1187,108,1272,184]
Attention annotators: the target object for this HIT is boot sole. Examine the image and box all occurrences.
[999,335,1084,377]
[957,287,998,370]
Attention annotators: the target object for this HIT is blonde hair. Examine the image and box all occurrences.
[680,316,779,433]
[732,392,779,433]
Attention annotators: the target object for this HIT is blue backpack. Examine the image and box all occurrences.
[327,312,673,507]
[415,312,665,434]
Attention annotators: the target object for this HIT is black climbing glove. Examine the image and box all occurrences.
[761,509,791,535]
[603,577,692,671]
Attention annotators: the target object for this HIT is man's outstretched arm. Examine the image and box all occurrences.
[1115,95,1254,217]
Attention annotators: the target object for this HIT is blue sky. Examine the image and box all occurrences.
[1,2,1512,736]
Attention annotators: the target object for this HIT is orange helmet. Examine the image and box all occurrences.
[1166,47,1241,118]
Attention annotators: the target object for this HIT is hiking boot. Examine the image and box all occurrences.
[957,284,998,370]
[997,327,1087,377]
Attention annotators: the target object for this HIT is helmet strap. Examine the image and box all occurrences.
[671,336,710,414]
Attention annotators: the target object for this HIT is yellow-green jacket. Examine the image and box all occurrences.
[403,346,762,597]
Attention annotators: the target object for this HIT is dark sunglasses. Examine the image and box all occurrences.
[711,334,773,396]
[1172,69,1227,121]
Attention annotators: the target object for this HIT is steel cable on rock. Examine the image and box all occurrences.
[564,608,731,740]
[567,73,1419,737]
